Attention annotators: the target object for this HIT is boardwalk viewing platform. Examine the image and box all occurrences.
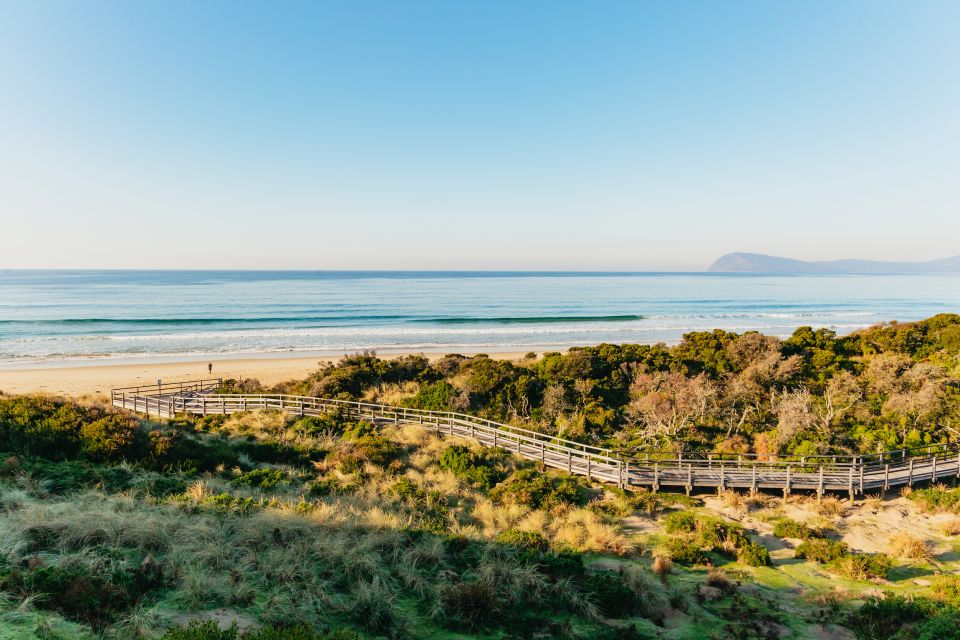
[112,379,960,499]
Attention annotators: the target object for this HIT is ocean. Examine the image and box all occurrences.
[1,270,958,367]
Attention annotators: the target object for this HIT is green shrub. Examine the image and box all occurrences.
[290,413,345,437]
[697,517,748,553]
[162,621,240,640]
[232,439,323,465]
[0,395,88,459]
[660,538,707,565]
[307,476,342,497]
[231,467,290,489]
[80,413,146,462]
[844,594,933,640]
[495,529,549,553]
[488,467,586,509]
[833,553,892,580]
[436,445,505,490]
[1,557,164,629]
[536,549,585,580]
[738,542,771,567]
[908,486,960,513]
[772,518,819,540]
[405,381,457,411]
[334,424,402,470]
[22,459,134,494]
[932,576,960,605]
[585,571,637,618]
[663,511,697,534]
[795,538,848,564]
[389,477,449,533]
[628,490,661,515]
[917,609,960,640]
[195,492,258,514]
[147,430,240,472]
[162,622,356,640]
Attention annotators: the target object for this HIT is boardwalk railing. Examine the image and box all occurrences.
[112,380,960,497]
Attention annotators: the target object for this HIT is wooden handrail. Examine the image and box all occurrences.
[109,379,960,496]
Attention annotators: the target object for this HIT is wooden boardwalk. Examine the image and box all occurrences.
[112,379,960,498]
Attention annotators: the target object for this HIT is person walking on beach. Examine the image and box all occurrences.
[208,363,213,375]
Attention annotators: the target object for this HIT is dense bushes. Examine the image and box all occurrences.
[0,395,96,459]
[488,467,587,508]
[276,314,960,458]
[908,485,960,513]
[0,556,164,629]
[795,538,891,579]
[436,444,505,489]
[163,622,363,639]
[738,541,772,567]
[772,518,821,540]
[661,510,763,564]
[660,538,707,565]
[794,538,848,564]
[330,422,403,471]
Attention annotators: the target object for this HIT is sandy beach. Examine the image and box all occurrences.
[0,351,533,399]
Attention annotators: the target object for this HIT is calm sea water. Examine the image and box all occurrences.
[1,270,958,367]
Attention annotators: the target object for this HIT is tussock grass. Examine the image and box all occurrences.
[889,532,934,562]
[941,517,960,536]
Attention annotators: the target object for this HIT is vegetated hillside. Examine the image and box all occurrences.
[1,314,960,639]
[707,252,960,273]
[273,314,960,458]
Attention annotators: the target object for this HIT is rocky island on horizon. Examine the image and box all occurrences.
[709,251,960,274]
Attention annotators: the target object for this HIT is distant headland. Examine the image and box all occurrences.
[708,252,960,274]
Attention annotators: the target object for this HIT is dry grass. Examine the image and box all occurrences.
[813,496,847,518]
[863,494,885,512]
[652,554,672,577]
[549,507,636,556]
[888,532,934,562]
[705,570,735,594]
[941,517,960,536]
[720,489,771,512]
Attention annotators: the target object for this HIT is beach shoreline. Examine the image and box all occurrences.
[0,349,540,399]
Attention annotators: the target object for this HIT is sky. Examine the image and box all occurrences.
[0,1,958,271]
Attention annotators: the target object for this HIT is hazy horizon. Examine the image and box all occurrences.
[1,2,959,270]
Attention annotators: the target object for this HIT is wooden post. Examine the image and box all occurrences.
[587,457,592,481]
[909,458,914,487]
[848,467,855,503]
[859,460,864,494]
[618,460,624,489]
[686,464,692,495]
[751,465,757,494]
[567,451,572,473]
[653,463,660,493]
[933,456,938,483]
[784,465,791,498]
[540,443,545,465]
[818,466,824,498]
[884,464,890,492]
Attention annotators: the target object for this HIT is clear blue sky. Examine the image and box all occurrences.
[1,1,957,270]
